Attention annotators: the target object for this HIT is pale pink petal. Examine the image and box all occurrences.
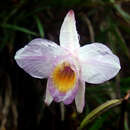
[15,38,68,79]
[47,78,79,104]
[44,83,53,105]
[78,43,121,84]
[75,80,85,113]
[60,10,80,51]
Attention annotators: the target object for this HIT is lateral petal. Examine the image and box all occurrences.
[15,38,68,79]
[78,43,121,84]
[44,81,53,105]
[75,80,85,113]
[60,10,80,51]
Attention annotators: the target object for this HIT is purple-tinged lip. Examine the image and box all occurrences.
[47,77,79,104]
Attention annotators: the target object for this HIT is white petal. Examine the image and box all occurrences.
[15,38,68,79]
[75,80,85,113]
[78,43,121,84]
[60,10,80,51]
[44,81,53,105]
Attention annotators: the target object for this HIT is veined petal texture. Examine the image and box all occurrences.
[15,38,68,79]
[78,43,121,84]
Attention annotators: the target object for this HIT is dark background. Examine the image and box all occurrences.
[0,0,130,130]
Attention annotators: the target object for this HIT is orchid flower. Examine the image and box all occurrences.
[14,10,121,113]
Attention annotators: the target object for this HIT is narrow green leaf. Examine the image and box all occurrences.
[108,19,130,58]
[34,16,44,38]
[79,99,122,129]
[89,112,109,130]
[114,4,130,23]
[124,113,129,130]
[112,26,130,58]
[1,24,38,36]
[110,0,130,23]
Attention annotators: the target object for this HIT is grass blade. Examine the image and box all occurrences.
[1,24,38,36]
[79,99,122,129]
[34,16,44,38]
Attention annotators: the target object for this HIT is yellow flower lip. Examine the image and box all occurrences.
[52,62,76,93]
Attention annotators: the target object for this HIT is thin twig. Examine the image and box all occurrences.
[119,90,130,130]
[115,74,121,98]
[80,13,95,42]
[0,74,12,130]
[11,101,18,129]
[60,103,65,121]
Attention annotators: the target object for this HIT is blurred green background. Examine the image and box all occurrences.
[0,0,130,130]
